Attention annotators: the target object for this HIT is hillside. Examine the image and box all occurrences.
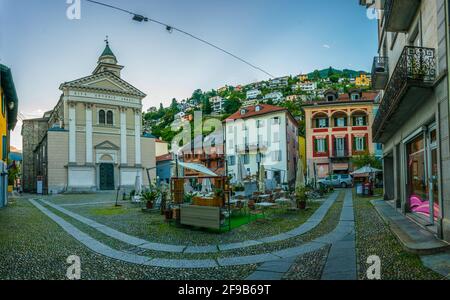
[307,67,368,79]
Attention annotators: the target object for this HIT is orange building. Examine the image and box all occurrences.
[302,89,378,180]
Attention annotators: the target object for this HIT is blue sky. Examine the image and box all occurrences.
[0,0,378,148]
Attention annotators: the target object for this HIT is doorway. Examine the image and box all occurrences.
[99,163,115,190]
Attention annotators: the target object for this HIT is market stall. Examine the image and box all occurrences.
[170,162,231,231]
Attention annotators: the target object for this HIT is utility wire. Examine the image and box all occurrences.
[85,0,275,78]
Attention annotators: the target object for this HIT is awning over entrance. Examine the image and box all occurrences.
[333,163,349,171]
[178,162,218,177]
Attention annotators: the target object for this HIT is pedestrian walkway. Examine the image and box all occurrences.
[29,191,354,269]
[38,191,339,254]
[371,200,449,255]
[246,189,356,280]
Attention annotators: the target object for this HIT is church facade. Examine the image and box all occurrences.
[23,41,156,194]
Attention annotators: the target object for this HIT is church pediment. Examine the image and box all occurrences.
[95,141,120,150]
[60,72,146,98]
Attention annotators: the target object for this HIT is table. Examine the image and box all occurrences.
[254,202,276,219]
[257,195,271,202]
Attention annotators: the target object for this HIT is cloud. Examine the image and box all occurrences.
[322,44,331,49]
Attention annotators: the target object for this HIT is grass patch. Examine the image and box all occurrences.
[91,206,128,216]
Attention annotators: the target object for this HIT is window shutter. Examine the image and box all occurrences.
[325,138,329,153]
[344,117,348,127]
[314,138,318,153]
[352,135,356,153]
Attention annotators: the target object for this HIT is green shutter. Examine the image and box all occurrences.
[353,136,356,152]
[315,119,319,128]
[325,138,328,152]
[314,139,318,152]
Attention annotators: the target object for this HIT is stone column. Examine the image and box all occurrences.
[135,109,142,165]
[68,101,76,163]
[120,107,127,165]
[85,104,93,164]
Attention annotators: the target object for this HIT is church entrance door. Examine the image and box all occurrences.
[99,163,115,190]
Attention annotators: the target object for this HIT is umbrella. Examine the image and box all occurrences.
[237,155,247,181]
[295,158,305,191]
[258,164,266,193]
[135,170,142,195]
[351,165,382,175]
[201,178,213,193]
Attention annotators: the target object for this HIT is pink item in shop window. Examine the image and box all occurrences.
[409,195,424,209]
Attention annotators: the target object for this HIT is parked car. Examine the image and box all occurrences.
[318,174,353,188]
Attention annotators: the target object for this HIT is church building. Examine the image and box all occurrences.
[22,40,156,194]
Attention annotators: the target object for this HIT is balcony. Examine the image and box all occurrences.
[384,0,421,32]
[372,57,389,90]
[373,46,436,143]
[236,142,269,153]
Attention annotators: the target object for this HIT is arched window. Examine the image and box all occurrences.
[99,110,106,124]
[107,110,113,125]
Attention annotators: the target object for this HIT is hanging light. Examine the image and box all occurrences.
[8,102,15,110]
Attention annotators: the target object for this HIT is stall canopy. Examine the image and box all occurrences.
[178,162,218,177]
[351,166,382,176]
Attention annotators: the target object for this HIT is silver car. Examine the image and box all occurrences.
[318,174,353,188]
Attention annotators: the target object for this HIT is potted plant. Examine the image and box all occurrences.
[295,186,308,210]
[142,188,160,210]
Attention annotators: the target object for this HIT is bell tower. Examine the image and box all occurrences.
[93,37,124,77]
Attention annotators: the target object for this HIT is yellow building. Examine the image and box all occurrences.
[0,64,19,207]
[355,73,371,87]
[298,74,309,82]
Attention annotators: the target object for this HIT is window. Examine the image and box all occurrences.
[273,117,280,125]
[317,118,328,128]
[335,117,347,127]
[273,132,280,143]
[351,94,360,100]
[327,95,335,102]
[271,150,282,162]
[243,153,250,164]
[107,111,114,125]
[99,110,106,124]
[240,109,247,115]
[255,105,262,112]
[353,116,367,126]
[2,136,7,161]
[1,93,5,116]
[354,136,366,152]
[257,120,265,128]
[316,138,327,153]
[228,139,234,149]
[228,156,236,166]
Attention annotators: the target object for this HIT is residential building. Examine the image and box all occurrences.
[355,73,371,87]
[0,64,19,207]
[302,89,378,180]
[235,85,243,92]
[298,74,309,82]
[22,41,156,194]
[286,95,299,102]
[156,153,172,185]
[295,81,318,92]
[269,76,289,89]
[217,85,232,94]
[209,96,226,114]
[155,139,169,157]
[242,99,259,107]
[246,89,262,100]
[179,134,225,177]
[360,0,450,242]
[224,104,299,187]
[263,91,284,103]
[21,111,52,193]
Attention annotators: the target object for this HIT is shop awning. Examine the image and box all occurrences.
[178,162,218,177]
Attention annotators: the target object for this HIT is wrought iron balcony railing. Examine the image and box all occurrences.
[373,46,436,142]
[371,56,389,90]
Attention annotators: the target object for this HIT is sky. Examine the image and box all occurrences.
[0,0,378,150]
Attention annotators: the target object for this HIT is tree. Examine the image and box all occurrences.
[351,154,382,170]
[312,70,321,81]
[223,98,241,114]
[170,98,179,112]
[327,67,335,78]
[330,74,340,83]
[202,98,212,115]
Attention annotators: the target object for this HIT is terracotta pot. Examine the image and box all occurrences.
[298,201,306,210]
[146,201,154,209]
[164,210,173,220]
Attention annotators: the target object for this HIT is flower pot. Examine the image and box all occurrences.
[146,201,154,209]
[298,201,306,210]
[164,210,173,220]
